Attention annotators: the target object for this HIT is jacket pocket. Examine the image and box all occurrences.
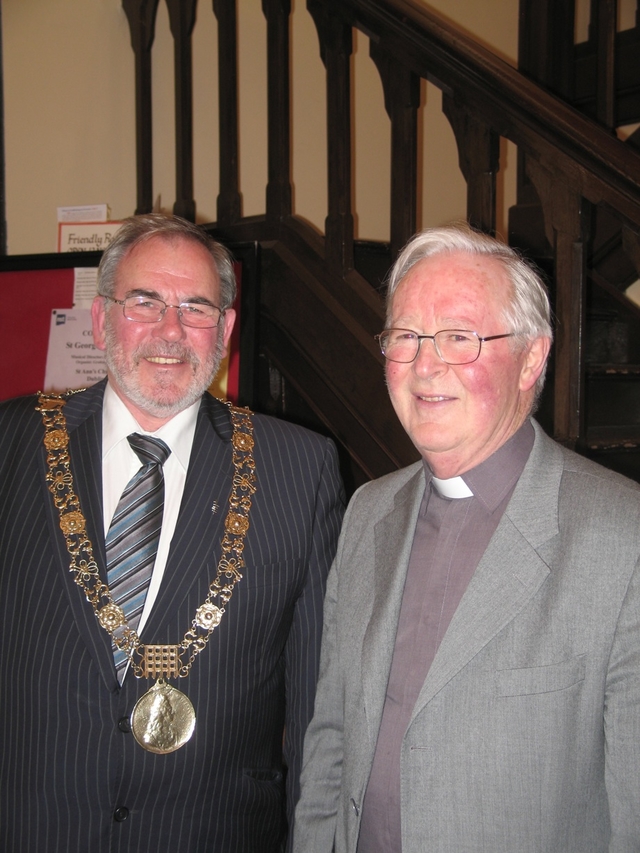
[495,654,586,696]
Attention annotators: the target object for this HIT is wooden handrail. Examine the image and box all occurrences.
[347,0,640,226]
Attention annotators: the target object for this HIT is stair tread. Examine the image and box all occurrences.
[586,425,640,449]
[587,364,640,376]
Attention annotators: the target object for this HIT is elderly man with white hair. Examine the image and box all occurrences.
[293,224,640,853]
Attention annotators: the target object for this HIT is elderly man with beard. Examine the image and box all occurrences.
[0,214,344,853]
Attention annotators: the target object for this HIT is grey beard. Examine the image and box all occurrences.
[104,323,225,420]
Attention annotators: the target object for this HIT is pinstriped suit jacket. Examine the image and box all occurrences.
[294,421,640,853]
[0,380,344,853]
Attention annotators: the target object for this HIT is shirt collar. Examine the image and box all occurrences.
[102,382,200,472]
[424,419,535,512]
[431,475,474,499]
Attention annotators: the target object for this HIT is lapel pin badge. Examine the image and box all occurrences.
[211,501,219,515]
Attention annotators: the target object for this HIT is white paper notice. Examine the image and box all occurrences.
[57,204,108,222]
[73,267,99,308]
[44,309,107,393]
[58,221,122,252]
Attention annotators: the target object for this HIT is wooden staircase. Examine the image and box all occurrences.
[120,0,640,493]
[514,0,640,478]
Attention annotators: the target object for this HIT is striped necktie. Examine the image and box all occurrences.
[106,433,171,680]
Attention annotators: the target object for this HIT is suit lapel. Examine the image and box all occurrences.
[411,519,551,718]
[361,466,425,742]
[141,395,232,640]
[40,381,118,691]
[411,421,563,719]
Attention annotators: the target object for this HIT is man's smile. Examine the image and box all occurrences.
[145,356,184,365]
[416,394,453,402]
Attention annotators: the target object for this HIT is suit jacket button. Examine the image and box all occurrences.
[350,798,360,816]
[118,716,132,733]
[114,807,129,822]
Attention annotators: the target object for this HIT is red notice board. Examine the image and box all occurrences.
[0,253,100,401]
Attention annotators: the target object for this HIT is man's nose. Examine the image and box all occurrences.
[154,305,186,339]
[413,336,445,375]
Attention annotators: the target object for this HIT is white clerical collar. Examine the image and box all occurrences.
[431,475,474,499]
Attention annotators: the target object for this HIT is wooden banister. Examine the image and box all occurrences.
[165,0,197,222]
[122,0,160,216]
[213,0,241,225]
[120,0,640,478]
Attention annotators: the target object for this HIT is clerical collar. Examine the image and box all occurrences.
[425,419,535,511]
[431,475,473,499]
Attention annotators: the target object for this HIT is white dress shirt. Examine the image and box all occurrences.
[101,383,199,636]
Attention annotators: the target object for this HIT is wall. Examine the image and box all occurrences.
[3,0,136,254]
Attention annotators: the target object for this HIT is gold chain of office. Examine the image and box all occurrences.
[37,392,256,681]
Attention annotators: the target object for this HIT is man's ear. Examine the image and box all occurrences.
[91,295,107,352]
[519,336,551,392]
[219,308,236,357]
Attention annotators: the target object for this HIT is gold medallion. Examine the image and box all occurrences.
[131,681,196,754]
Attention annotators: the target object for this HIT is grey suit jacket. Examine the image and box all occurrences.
[294,420,640,853]
[0,381,345,853]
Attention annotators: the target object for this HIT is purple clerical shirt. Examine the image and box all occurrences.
[356,420,535,853]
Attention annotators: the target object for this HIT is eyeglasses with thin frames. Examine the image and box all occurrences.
[376,328,514,365]
[100,294,223,329]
